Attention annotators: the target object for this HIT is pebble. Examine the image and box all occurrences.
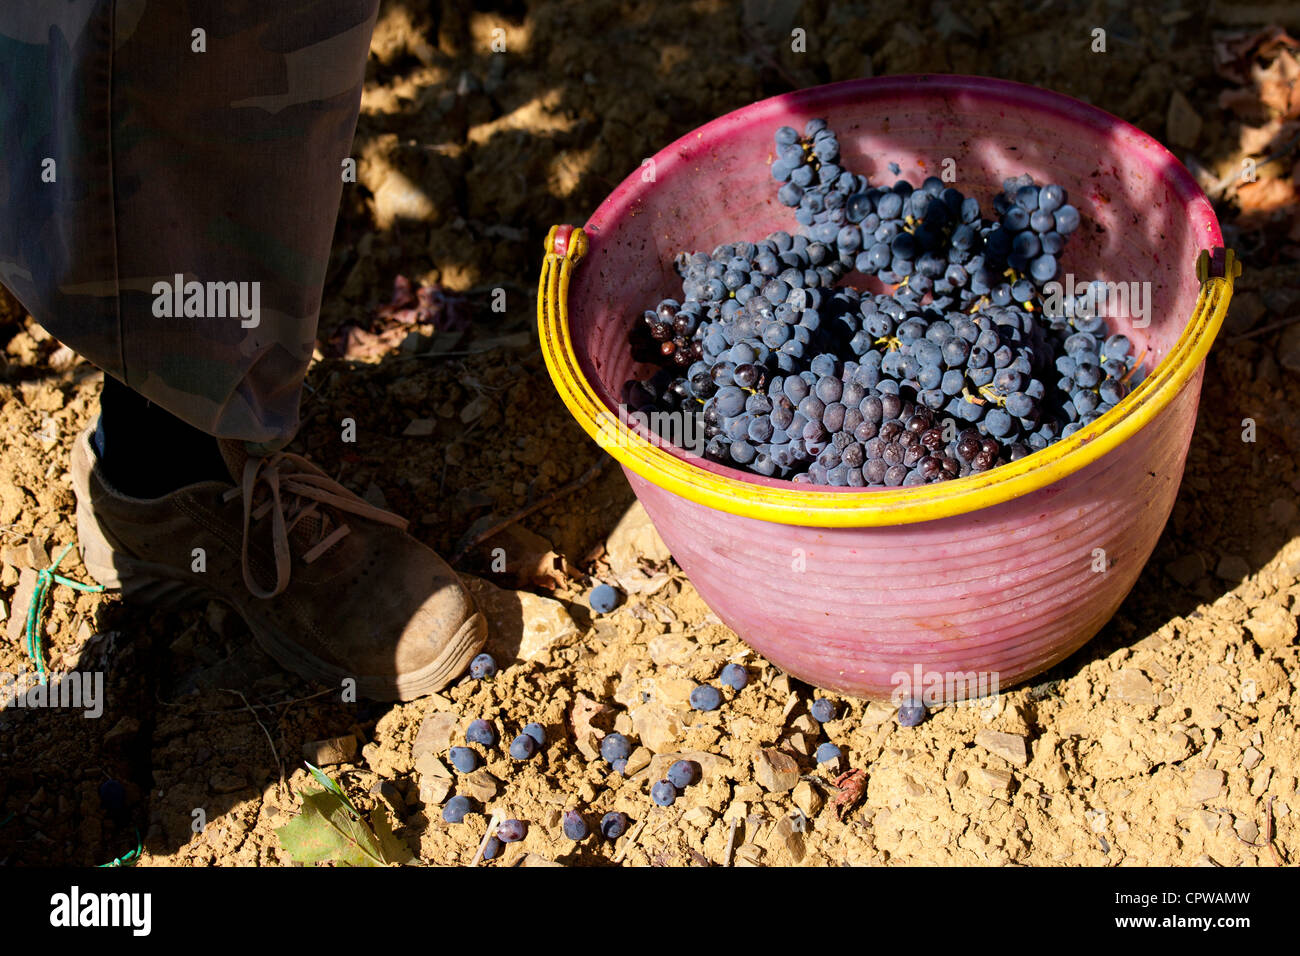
[1279,322,1300,373]
[764,814,806,864]
[629,701,683,753]
[462,575,579,662]
[975,730,1030,767]
[1269,497,1297,527]
[1186,769,1226,804]
[402,418,436,437]
[604,501,673,573]
[2,538,49,570]
[1223,289,1264,335]
[412,710,458,762]
[792,780,824,818]
[754,748,800,792]
[624,746,653,776]
[1165,552,1205,587]
[1107,669,1156,707]
[789,714,819,737]
[415,753,453,806]
[1243,602,1296,648]
[977,767,1015,797]
[785,732,814,758]
[459,769,502,803]
[302,735,358,767]
[371,170,436,229]
[1214,554,1250,583]
[1165,90,1202,147]
[209,770,247,795]
[1241,746,1263,771]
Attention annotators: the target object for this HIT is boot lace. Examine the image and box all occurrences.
[222,452,407,599]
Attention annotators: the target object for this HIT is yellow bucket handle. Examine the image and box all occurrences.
[538,225,1238,527]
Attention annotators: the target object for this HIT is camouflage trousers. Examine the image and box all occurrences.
[0,1,378,446]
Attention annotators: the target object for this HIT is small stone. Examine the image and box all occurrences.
[682,806,715,827]
[1108,669,1155,707]
[624,746,653,776]
[518,853,562,867]
[784,732,814,758]
[734,783,763,803]
[402,418,436,437]
[1224,290,1265,335]
[1242,747,1263,771]
[789,714,819,737]
[629,701,683,753]
[754,748,800,792]
[604,501,672,573]
[462,575,579,662]
[417,769,453,806]
[792,780,824,817]
[861,701,895,727]
[1269,498,1297,527]
[1234,816,1259,844]
[209,770,247,794]
[764,814,806,863]
[1195,809,1220,833]
[302,735,358,767]
[104,716,140,744]
[1166,552,1206,587]
[1186,769,1226,804]
[2,537,49,570]
[733,844,766,866]
[724,801,748,822]
[370,780,405,817]
[371,169,436,229]
[412,710,457,761]
[5,569,37,644]
[1215,554,1250,583]
[975,730,1029,767]
[977,767,1014,796]
[1243,602,1297,649]
[1279,322,1300,373]
[459,769,502,804]
[1166,90,1202,148]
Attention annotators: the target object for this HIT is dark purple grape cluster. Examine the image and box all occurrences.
[624,119,1138,486]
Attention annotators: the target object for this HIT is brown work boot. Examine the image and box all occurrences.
[70,427,486,700]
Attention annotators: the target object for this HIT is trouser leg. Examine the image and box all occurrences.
[0,0,378,447]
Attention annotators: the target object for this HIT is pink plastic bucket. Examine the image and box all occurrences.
[538,75,1235,702]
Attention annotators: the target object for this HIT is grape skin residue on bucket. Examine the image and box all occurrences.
[625,117,1142,488]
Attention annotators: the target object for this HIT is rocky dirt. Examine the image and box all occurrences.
[1,0,1299,867]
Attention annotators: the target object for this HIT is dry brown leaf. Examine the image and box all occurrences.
[1255,48,1300,118]
[1236,177,1299,230]
[569,693,614,760]
[1214,26,1299,84]
[1238,119,1292,154]
[490,524,570,590]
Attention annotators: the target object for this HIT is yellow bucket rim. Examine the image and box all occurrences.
[538,224,1237,527]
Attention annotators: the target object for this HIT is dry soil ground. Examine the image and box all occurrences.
[1,0,1299,867]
